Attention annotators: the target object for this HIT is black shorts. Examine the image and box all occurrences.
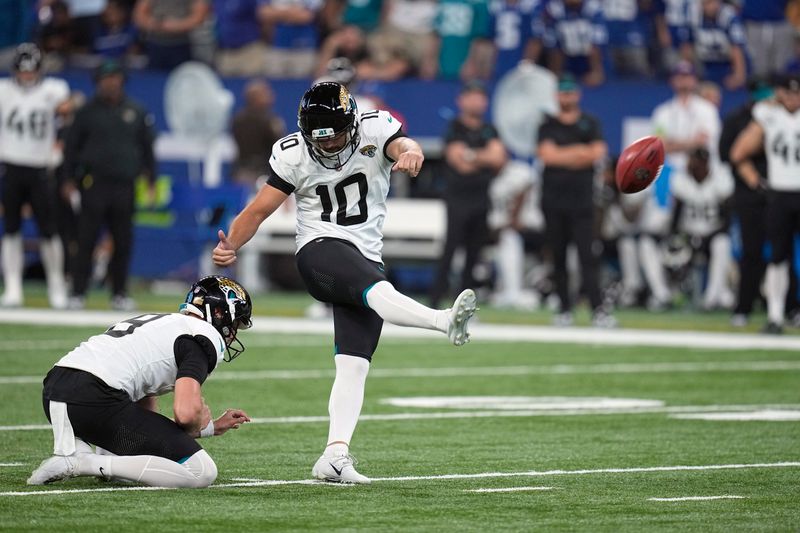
[1,163,57,237]
[296,238,387,361]
[42,366,201,462]
[765,191,800,264]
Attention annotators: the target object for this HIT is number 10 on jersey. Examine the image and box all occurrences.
[314,173,369,226]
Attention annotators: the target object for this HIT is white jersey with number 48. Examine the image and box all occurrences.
[54,313,226,402]
[753,101,800,192]
[0,77,69,168]
[268,110,404,263]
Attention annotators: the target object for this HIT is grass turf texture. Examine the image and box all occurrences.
[0,323,798,531]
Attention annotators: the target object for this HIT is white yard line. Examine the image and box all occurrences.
[0,463,24,467]
[2,404,800,431]
[648,495,746,502]
[2,308,800,350]
[3,359,800,386]
[465,486,555,493]
[1,462,797,497]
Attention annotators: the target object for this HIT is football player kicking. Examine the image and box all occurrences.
[212,82,477,484]
[27,276,253,488]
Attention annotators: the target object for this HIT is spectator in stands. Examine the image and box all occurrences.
[719,76,773,327]
[537,74,615,327]
[316,25,370,78]
[339,0,385,32]
[652,60,720,176]
[659,0,691,72]
[682,0,747,90]
[476,0,542,81]
[319,24,413,81]
[422,0,491,80]
[63,0,107,50]
[371,0,436,77]
[64,60,155,311]
[231,79,285,189]
[668,146,734,310]
[603,0,652,77]
[741,0,793,78]
[212,0,270,77]
[430,81,507,308]
[538,0,606,87]
[92,0,139,59]
[37,0,76,66]
[258,0,323,79]
[133,0,209,71]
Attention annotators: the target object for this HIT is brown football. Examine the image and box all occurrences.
[615,136,665,194]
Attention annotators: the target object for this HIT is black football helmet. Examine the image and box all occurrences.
[13,43,43,86]
[179,276,253,361]
[298,82,360,170]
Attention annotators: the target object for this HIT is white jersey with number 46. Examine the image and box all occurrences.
[268,110,404,263]
[753,101,800,192]
[0,77,69,168]
[54,313,226,402]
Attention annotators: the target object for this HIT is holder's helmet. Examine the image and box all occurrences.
[180,276,252,361]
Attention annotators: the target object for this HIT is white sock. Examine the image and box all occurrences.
[618,236,642,293]
[1,234,24,303]
[496,228,524,298]
[39,236,67,308]
[766,262,789,324]
[77,450,217,488]
[704,234,731,307]
[325,354,370,457]
[639,236,671,302]
[365,280,449,332]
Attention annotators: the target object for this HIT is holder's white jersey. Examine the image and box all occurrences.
[268,110,404,262]
[753,101,800,192]
[54,313,226,402]
[0,77,69,168]
[671,164,733,237]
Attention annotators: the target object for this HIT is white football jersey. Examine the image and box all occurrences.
[652,94,720,173]
[54,313,226,402]
[0,77,69,168]
[671,163,733,237]
[268,110,403,262]
[752,101,800,192]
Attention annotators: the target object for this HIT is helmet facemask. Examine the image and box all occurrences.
[180,276,253,362]
[298,82,361,170]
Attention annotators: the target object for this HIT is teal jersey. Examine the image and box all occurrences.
[343,0,384,31]
[434,0,490,79]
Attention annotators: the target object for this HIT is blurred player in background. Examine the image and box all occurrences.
[212,82,477,484]
[668,147,734,310]
[731,72,800,334]
[28,276,252,488]
[537,74,615,327]
[719,76,773,327]
[0,43,70,309]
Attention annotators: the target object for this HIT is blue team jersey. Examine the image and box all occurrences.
[602,0,647,47]
[269,0,323,49]
[663,0,690,47]
[686,3,747,64]
[488,0,542,79]
[213,0,266,49]
[540,0,606,57]
[93,24,137,57]
[740,0,788,22]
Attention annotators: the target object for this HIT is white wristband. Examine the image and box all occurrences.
[199,419,214,438]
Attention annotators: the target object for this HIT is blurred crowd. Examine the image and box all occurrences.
[1,0,799,86]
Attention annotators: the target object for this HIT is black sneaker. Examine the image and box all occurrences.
[761,322,784,335]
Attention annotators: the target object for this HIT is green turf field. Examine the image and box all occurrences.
[0,320,798,531]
